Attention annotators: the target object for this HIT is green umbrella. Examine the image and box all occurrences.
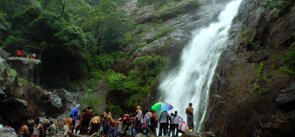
[151,102,173,112]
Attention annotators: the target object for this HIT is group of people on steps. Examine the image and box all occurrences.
[16,103,195,137]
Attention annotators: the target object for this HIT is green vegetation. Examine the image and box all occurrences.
[17,77,30,85]
[7,67,17,80]
[79,90,106,113]
[241,28,256,48]
[261,0,292,15]
[262,0,288,10]
[154,26,170,39]
[0,0,170,113]
[257,62,265,79]
[281,44,295,77]
[253,62,269,95]
[137,0,199,21]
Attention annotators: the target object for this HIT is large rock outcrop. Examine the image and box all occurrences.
[0,50,75,129]
[203,0,295,137]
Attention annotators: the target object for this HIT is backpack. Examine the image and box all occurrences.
[143,113,151,127]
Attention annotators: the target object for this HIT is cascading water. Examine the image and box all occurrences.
[159,0,243,132]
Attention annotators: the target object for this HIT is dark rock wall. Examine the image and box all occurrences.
[0,53,75,129]
[203,0,295,137]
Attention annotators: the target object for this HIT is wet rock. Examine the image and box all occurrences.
[247,51,269,63]
[53,89,75,111]
[203,0,295,137]
[275,85,295,111]
[38,92,63,117]
[7,57,41,84]
[0,48,10,60]
[0,126,17,137]
[181,131,199,137]
[199,132,216,137]
[0,98,30,127]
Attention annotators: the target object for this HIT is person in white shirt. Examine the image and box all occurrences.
[135,106,143,132]
[171,111,183,136]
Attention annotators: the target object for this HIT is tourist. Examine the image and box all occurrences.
[80,106,93,134]
[32,118,44,137]
[171,111,183,137]
[135,106,143,133]
[70,104,80,133]
[149,110,157,135]
[18,122,30,137]
[186,103,194,131]
[42,116,50,136]
[63,116,73,137]
[48,121,56,136]
[89,113,101,136]
[15,50,23,57]
[143,110,152,135]
[158,110,170,136]
[168,112,174,136]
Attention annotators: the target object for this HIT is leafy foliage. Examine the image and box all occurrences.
[261,0,293,15]
[137,0,175,7]
[263,0,288,10]
[282,45,295,77]
[0,11,9,33]
[82,0,131,53]
[0,0,169,113]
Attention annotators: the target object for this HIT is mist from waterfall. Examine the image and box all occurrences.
[159,0,243,131]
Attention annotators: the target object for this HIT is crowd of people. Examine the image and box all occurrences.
[16,103,195,137]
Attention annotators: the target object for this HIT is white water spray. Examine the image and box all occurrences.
[159,0,243,131]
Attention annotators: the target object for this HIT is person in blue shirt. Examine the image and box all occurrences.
[70,104,80,133]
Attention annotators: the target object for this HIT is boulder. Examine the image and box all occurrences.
[38,92,63,117]
[0,126,17,137]
[0,48,10,60]
[275,85,295,111]
[7,57,41,84]
[181,131,199,137]
[247,51,269,63]
[53,89,75,110]
[0,98,30,127]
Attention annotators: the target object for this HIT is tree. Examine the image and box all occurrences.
[82,0,130,53]
[0,11,9,42]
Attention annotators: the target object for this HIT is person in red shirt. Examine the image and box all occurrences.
[15,50,23,57]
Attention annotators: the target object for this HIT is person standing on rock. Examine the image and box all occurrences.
[80,106,93,134]
[186,103,194,131]
[150,110,158,135]
[158,110,170,136]
[48,121,56,136]
[171,111,183,137]
[63,115,73,137]
[32,118,44,137]
[18,122,31,137]
[88,113,101,136]
[42,116,50,137]
[70,104,80,133]
[135,106,143,133]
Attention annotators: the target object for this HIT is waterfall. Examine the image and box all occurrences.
[159,0,243,132]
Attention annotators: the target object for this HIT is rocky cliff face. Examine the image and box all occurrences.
[0,51,75,129]
[203,0,295,136]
